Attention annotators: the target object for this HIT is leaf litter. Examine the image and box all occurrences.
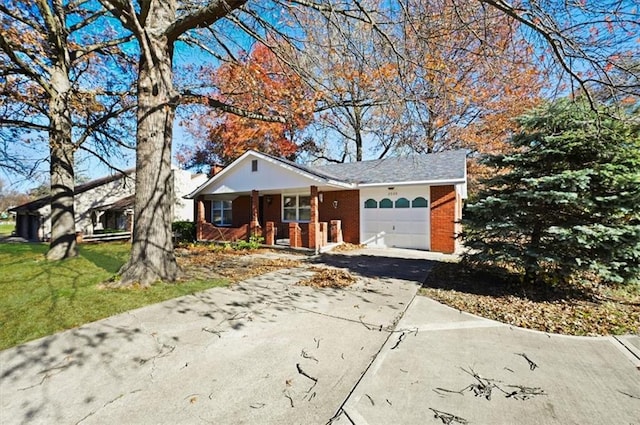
[421,261,639,336]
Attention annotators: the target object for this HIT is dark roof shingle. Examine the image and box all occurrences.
[311,150,466,184]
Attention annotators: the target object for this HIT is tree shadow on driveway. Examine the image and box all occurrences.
[310,251,436,283]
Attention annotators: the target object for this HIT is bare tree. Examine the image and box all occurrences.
[100,0,254,286]
[289,0,545,162]
[476,0,639,104]
[98,0,637,286]
[0,1,135,260]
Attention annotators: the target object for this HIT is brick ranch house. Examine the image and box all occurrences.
[186,149,467,253]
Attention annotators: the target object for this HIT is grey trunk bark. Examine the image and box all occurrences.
[46,67,77,261]
[117,6,180,286]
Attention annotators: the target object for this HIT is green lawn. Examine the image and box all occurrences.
[0,242,228,350]
[0,222,15,236]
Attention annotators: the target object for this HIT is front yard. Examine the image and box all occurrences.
[0,242,303,350]
[0,222,15,236]
[2,241,638,351]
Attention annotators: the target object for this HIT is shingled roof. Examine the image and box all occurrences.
[311,150,467,185]
[10,169,134,212]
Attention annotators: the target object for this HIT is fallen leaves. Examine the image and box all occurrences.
[297,267,356,289]
[332,243,366,252]
[421,262,640,336]
[176,246,303,283]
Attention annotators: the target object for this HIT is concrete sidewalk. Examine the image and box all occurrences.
[1,248,639,424]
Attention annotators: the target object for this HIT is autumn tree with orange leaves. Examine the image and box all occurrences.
[290,0,545,164]
[178,44,316,169]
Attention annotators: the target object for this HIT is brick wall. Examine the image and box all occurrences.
[318,190,360,244]
[262,195,281,224]
[232,196,251,227]
[198,222,248,241]
[430,185,456,253]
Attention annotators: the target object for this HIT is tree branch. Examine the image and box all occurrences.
[165,0,248,41]
[181,91,286,123]
[0,33,53,96]
[0,118,50,131]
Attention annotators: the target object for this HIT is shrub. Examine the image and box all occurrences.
[232,235,264,250]
[172,221,196,243]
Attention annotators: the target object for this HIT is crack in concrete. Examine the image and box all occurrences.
[327,282,421,423]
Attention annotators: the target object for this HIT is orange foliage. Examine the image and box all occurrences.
[180,44,316,167]
[405,0,545,154]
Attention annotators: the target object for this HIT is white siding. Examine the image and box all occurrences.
[74,174,136,234]
[198,156,326,195]
[173,169,207,221]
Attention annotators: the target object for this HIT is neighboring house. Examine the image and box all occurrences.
[186,149,467,253]
[10,168,206,241]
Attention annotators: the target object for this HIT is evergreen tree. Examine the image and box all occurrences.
[462,99,640,286]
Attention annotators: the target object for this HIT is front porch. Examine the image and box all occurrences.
[195,187,347,252]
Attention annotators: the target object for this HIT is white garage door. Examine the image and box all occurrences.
[360,188,430,250]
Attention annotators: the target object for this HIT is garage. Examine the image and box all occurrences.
[360,186,430,250]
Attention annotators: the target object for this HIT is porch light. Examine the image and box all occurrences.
[333,200,338,209]
[319,192,324,203]
[266,195,272,205]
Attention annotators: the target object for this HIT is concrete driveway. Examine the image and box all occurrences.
[1,248,638,425]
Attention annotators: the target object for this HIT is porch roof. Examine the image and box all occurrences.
[92,195,135,211]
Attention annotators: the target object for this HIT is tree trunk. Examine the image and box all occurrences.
[354,106,363,161]
[117,3,180,286]
[46,66,77,260]
[524,222,542,285]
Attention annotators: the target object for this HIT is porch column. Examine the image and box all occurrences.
[196,196,205,240]
[308,186,320,250]
[331,220,343,244]
[93,210,105,231]
[265,221,275,245]
[250,190,260,238]
[289,222,302,248]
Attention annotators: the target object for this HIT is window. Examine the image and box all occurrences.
[251,159,258,172]
[412,197,428,208]
[212,200,232,226]
[364,199,377,209]
[283,194,311,221]
[395,197,410,208]
[379,198,393,208]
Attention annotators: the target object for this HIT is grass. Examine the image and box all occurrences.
[0,242,228,350]
[0,222,15,236]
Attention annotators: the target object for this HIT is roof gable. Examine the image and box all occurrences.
[187,151,352,197]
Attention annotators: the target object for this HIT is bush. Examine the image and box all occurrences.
[232,235,264,250]
[172,221,196,243]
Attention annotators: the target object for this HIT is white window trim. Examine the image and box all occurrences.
[211,200,233,226]
[281,193,311,223]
